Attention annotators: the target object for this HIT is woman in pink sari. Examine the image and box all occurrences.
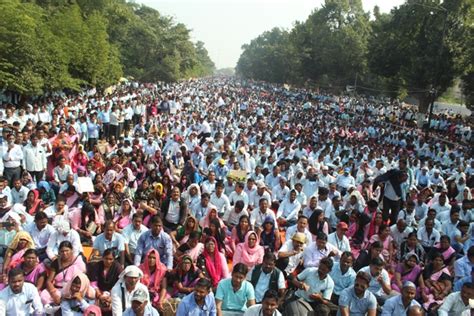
[41,241,86,305]
[71,145,89,173]
[433,235,457,267]
[19,249,46,291]
[139,249,169,309]
[392,253,422,292]
[418,252,452,311]
[1,231,35,277]
[368,224,395,265]
[23,189,44,215]
[232,231,264,270]
[114,198,135,232]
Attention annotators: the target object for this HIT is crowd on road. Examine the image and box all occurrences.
[0,77,472,316]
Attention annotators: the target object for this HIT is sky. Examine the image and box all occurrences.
[139,0,406,69]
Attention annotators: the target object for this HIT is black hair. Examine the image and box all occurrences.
[262,289,279,302]
[59,241,73,250]
[34,211,48,222]
[23,248,37,258]
[320,257,334,270]
[370,257,385,267]
[316,232,328,241]
[232,263,249,275]
[103,248,115,258]
[195,278,212,290]
[8,268,24,280]
[341,251,354,260]
[150,215,162,225]
[263,252,277,262]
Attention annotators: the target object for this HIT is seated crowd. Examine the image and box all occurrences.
[0,78,472,316]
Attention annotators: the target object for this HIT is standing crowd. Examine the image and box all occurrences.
[0,77,472,316]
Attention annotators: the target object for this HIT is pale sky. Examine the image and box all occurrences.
[139,0,406,69]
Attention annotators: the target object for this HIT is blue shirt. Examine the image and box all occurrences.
[176,292,217,316]
[454,275,474,292]
[381,294,420,316]
[215,278,255,312]
[93,233,125,257]
[87,122,100,139]
[454,256,474,281]
[123,304,159,316]
[329,262,356,295]
[338,286,376,316]
[60,298,90,316]
[134,230,173,269]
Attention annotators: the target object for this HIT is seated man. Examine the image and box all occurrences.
[216,263,256,315]
[91,220,126,266]
[287,257,335,316]
[0,268,44,315]
[243,290,282,316]
[303,232,340,268]
[438,282,474,316]
[358,257,392,305]
[123,288,159,316]
[176,278,217,315]
[338,271,377,316]
[381,281,419,316]
[329,251,356,304]
[111,266,149,315]
[247,253,286,304]
[277,232,306,277]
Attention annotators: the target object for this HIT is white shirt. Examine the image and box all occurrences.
[22,144,47,172]
[165,200,181,224]
[228,191,249,211]
[111,282,150,316]
[46,230,83,259]
[327,232,351,253]
[243,304,282,316]
[26,222,55,249]
[247,267,286,303]
[417,227,441,248]
[210,192,231,215]
[250,209,278,230]
[121,224,149,254]
[0,282,43,316]
[276,199,301,222]
[2,145,23,168]
[438,291,471,316]
[278,240,305,274]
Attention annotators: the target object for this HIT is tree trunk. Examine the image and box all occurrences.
[416,95,432,128]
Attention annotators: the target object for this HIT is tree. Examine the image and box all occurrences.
[368,0,471,113]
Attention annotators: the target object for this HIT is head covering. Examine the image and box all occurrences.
[25,189,42,215]
[131,288,148,303]
[118,265,144,282]
[202,237,223,287]
[103,170,117,187]
[199,205,224,228]
[8,231,35,251]
[62,272,95,299]
[119,198,136,219]
[37,181,51,192]
[403,281,416,289]
[236,231,264,267]
[292,232,306,244]
[139,249,167,293]
[84,305,102,316]
[56,220,71,234]
[154,183,164,196]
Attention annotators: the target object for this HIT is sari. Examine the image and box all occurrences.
[87,260,123,293]
[24,189,43,215]
[61,272,95,314]
[233,231,265,269]
[420,265,452,310]
[171,256,201,298]
[40,255,86,304]
[175,215,201,245]
[6,231,35,270]
[21,261,46,285]
[114,199,135,230]
[139,249,169,305]
[197,237,229,287]
[392,262,422,292]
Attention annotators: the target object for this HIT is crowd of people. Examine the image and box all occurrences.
[0,77,472,316]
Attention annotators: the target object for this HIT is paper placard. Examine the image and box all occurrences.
[77,177,94,193]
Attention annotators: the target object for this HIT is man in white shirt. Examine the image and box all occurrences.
[438,282,474,316]
[210,182,231,217]
[0,268,43,316]
[328,222,351,255]
[303,232,341,268]
[22,134,47,183]
[46,220,83,260]
[122,214,148,264]
[249,181,272,210]
[228,183,249,211]
[285,216,312,245]
[243,289,282,316]
[26,211,55,260]
[250,199,278,232]
[277,232,306,276]
[2,133,23,186]
[417,218,441,253]
[276,190,301,227]
[111,266,150,316]
[271,177,289,202]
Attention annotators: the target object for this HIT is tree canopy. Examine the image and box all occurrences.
[0,0,215,96]
[236,0,473,111]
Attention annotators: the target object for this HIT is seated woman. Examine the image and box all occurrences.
[230,215,252,254]
[233,231,265,270]
[399,232,426,263]
[418,251,452,311]
[18,249,46,291]
[353,241,383,271]
[170,255,204,298]
[139,249,169,310]
[308,209,329,238]
[392,253,422,292]
[41,241,86,305]
[60,272,96,316]
[429,235,457,267]
[175,231,204,262]
[347,210,371,255]
[114,198,135,233]
[87,248,123,314]
[37,181,56,206]
[259,216,281,253]
[1,231,35,279]
[69,202,100,245]
[368,224,394,265]
[24,189,44,215]
[170,215,201,249]
[202,218,226,254]
[199,206,225,229]
[196,237,229,289]
[99,193,120,223]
